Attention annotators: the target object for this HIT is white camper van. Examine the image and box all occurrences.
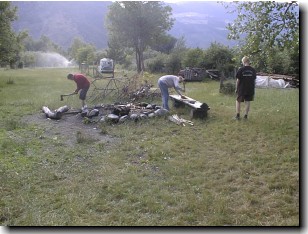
[98,58,114,75]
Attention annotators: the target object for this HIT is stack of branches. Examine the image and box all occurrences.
[118,73,158,102]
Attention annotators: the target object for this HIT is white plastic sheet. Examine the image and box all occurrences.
[255,76,290,89]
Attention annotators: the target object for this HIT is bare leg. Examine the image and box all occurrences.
[245,101,250,116]
[236,100,241,116]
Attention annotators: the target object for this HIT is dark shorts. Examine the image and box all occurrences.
[237,95,254,102]
[79,87,89,100]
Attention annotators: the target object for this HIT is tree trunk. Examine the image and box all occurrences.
[42,105,69,119]
[136,48,142,73]
[135,39,145,73]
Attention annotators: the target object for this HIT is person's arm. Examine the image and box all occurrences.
[235,68,241,94]
[74,80,81,93]
[74,83,80,93]
[235,78,239,93]
[174,77,185,97]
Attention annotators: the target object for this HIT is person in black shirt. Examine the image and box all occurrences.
[235,56,256,120]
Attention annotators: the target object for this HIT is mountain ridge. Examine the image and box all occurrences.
[12,1,237,50]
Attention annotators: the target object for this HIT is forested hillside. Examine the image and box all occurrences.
[12,1,236,50]
[12,1,110,49]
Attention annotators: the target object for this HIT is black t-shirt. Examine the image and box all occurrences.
[236,66,256,96]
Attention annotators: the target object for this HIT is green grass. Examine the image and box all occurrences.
[0,68,299,226]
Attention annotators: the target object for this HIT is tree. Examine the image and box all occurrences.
[76,45,96,65]
[224,1,299,73]
[0,2,30,68]
[106,35,127,64]
[150,34,177,54]
[203,42,234,72]
[68,38,87,61]
[12,30,29,68]
[106,1,174,73]
[183,48,204,68]
[0,2,17,66]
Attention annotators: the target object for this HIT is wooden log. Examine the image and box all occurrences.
[190,108,207,119]
[55,105,69,114]
[170,94,203,109]
[62,109,82,115]
[169,94,210,119]
[42,106,61,119]
[42,105,70,120]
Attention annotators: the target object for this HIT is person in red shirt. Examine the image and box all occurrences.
[67,73,90,108]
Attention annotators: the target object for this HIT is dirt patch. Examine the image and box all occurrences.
[22,112,118,147]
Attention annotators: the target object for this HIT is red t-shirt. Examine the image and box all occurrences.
[73,74,90,92]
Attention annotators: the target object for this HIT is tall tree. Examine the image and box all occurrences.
[106,1,174,73]
[106,35,127,64]
[0,2,17,66]
[224,1,299,73]
[68,38,87,61]
[76,44,96,65]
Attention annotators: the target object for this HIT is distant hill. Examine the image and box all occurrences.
[12,1,237,50]
[168,1,237,48]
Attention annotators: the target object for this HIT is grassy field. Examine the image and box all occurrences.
[0,68,299,226]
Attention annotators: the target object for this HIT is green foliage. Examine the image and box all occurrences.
[0,2,19,67]
[146,54,167,73]
[203,42,234,72]
[225,2,299,48]
[165,52,182,74]
[106,36,126,64]
[219,81,236,95]
[23,35,64,54]
[266,48,293,75]
[183,48,204,68]
[67,38,87,61]
[93,50,107,65]
[76,45,96,65]
[145,47,183,74]
[166,36,188,73]
[223,1,299,75]
[149,42,237,76]
[106,1,174,72]
[150,34,177,54]
[67,37,99,65]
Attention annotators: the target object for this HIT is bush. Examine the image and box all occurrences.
[220,82,236,95]
[146,55,166,73]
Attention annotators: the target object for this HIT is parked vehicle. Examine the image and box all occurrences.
[98,58,114,75]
